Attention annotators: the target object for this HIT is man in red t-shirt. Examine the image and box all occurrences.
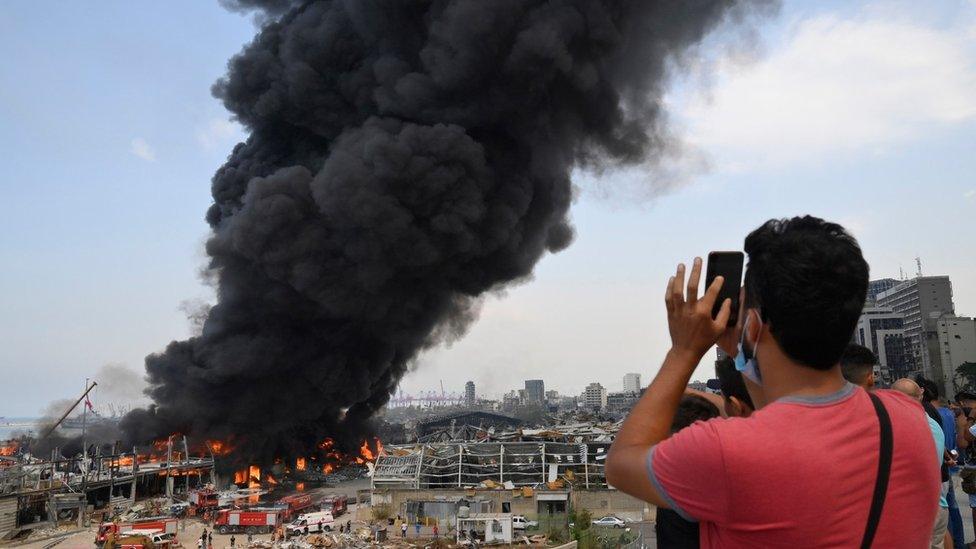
[606,216,939,548]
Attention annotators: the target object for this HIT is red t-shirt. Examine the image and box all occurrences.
[648,384,939,548]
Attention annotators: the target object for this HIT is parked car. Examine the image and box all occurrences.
[591,516,627,528]
[512,515,539,530]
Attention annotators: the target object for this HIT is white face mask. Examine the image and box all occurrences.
[734,311,763,385]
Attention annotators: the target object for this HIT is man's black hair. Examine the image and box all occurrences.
[743,216,869,370]
[956,391,976,403]
[671,395,720,433]
[840,343,876,386]
[915,375,940,403]
[715,357,754,410]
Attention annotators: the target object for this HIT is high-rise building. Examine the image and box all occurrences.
[524,379,545,405]
[937,317,976,391]
[623,373,641,394]
[582,383,607,411]
[464,381,476,407]
[853,305,912,385]
[867,278,900,303]
[876,276,956,395]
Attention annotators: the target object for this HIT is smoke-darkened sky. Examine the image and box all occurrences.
[1,0,975,417]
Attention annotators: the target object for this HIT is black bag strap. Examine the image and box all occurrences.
[861,392,893,549]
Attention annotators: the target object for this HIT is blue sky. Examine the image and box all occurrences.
[1,1,974,415]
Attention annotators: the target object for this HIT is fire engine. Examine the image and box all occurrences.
[96,518,178,547]
[319,494,348,517]
[213,508,282,534]
[187,488,221,512]
[276,493,316,520]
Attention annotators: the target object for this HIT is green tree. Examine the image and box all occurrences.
[957,362,976,391]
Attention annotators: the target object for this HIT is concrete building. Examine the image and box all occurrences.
[853,305,913,385]
[524,380,545,405]
[876,276,956,395]
[370,441,652,530]
[606,392,639,415]
[937,317,976,391]
[622,373,641,394]
[581,383,607,411]
[464,381,476,407]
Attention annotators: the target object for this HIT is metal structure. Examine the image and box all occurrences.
[372,442,611,490]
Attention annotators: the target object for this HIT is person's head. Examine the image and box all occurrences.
[914,375,940,404]
[740,216,869,379]
[956,391,976,408]
[891,378,923,401]
[840,344,877,389]
[671,395,720,433]
[716,357,755,417]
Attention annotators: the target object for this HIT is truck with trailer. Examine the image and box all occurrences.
[213,508,283,534]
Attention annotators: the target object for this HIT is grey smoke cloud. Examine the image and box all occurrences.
[121,0,775,468]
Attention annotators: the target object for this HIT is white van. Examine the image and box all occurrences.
[287,510,335,535]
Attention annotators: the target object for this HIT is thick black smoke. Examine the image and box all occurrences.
[122,0,772,469]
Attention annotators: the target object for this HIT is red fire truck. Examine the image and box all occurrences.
[319,495,348,517]
[213,508,282,534]
[187,488,221,513]
[276,493,316,520]
[95,518,178,547]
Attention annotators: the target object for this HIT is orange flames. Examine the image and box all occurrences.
[248,465,261,488]
[322,463,335,474]
[296,482,305,492]
[0,441,19,457]
[234,469,246,484]
[207,440,234,457]
[296,457,306,471]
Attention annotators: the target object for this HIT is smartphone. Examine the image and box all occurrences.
[705,251,744,326]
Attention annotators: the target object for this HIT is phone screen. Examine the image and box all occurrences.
[705,251,744,326]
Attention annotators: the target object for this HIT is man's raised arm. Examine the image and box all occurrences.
[605,257,730,505]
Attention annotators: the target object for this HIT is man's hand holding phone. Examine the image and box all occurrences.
[665,257,732,365]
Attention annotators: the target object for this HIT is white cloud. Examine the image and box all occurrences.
[678,8,976,171]
[130,137,156,162]
[965,189,976,199]
[196,117,244,150]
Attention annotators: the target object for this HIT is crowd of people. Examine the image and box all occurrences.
[607,215,959,548]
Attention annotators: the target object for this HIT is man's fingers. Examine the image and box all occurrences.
[671,264,686,307]
[665,276,675,314]
[686,257,702,304]
[713,298,732,331]
[701,274,724,311]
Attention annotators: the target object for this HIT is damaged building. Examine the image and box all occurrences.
[369,438,649,533]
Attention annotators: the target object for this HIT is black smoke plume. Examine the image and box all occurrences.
[121,0,773,470]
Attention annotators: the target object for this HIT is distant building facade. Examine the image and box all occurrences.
[937,317,976,391]
[465,381,476,407]
[606,392,639,415]
[622,373,641,394]
[867,278,900,303]
[524,380,545,405]
[876,276,956,395]
[853,304,912,385]
[582,383,607,411]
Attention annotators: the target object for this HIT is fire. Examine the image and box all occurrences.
[248,465,261,488]
[318,438,334,450]
[265,473,278,485]
[296,457,306,471]
[296,482,305,492]
[0,441,19,457]
[322,463,335,474]
[207,440,234,457]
